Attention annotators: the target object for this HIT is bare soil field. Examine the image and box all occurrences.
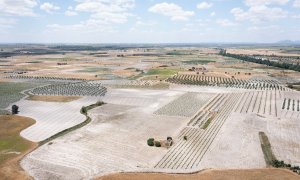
[0,115,37,180]
[26,95,80,102]
[20,89,194,179]
[97,168,300,180]
[16,96,97,142]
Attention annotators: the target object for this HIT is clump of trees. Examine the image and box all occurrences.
[147,138,154,146]
[12,105,19,114]
[219,49,300,72]
[81,106,87,114]
[272,160,300,175]
[154,141,161,147]
[147,137,173,148]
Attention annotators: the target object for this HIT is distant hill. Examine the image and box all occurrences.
[276,40,300,44]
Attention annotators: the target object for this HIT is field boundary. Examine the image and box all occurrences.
[39,101,105,145]
[259,132,276,167]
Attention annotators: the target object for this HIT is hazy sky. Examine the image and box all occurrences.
[0,0,299,43]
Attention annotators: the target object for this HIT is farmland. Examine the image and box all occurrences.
[0,115,37,180]
[0,45,300,179]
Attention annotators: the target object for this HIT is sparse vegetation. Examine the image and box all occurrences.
[154,141,161,147]
[147,138,154,146]
[259,132,276,166]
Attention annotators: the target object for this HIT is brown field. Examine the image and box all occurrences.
[97,169,300,180]
[0,115,37,180]
[26,95,81,102]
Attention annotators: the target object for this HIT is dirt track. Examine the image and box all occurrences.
[97,168,300,180]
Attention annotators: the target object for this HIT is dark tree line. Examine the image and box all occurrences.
[219,50,300,72]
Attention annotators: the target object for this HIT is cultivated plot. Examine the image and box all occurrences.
[154,92,214,117]
[21,89,188,179]
[16,97,97,142]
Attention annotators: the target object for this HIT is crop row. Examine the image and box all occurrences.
[167,74,287,90]
[154,92,213,117]
[188,93,230,127]
[155,93,241,170]
[0,82,44,113]
[234,90,280,117]
[6,75,85,83]
[30,82,107,96]
[282,98,300,112]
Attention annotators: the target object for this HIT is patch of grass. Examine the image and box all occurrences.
[183,59,215,65]
[128,73,144,80]
[145,68,179,76]
[26,61,41,64]
[259,132,276,167]
[77,67,110,73]
[38,58,69,61]
[0,82,44,110]
[0,115,37,179]
[0,115,36,164]
[202,117,213,129]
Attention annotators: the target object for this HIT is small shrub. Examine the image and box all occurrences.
[154,141,161,147]
[81,106,87,114]
[12,105,19,114]
[147,138,154,146]
[184,136,187,140]
[96,101,104,106]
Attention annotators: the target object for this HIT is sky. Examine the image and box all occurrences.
[0,0,299,43]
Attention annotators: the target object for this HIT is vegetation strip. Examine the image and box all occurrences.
[259,132,300,175]
[39,101,105,145]
[259,132,276,166]
[220,51,300,72]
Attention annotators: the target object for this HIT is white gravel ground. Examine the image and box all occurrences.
[17,97,97,142]
[21,88,190,179]
[20,87,300,179]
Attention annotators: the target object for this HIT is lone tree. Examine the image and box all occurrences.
[12,105,19,114]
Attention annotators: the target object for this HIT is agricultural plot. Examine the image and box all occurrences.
[167,74,287,91]
[6,75,85,82]
[0,82,44,114]
[155,93,241,170]
[16,96,97,142]
[98,89,183,109]
[21,89,188,179]
[154,92,214,117]
[30,82,107,96]
[188,93,230,127]
[280,91,300,120]
[234,90,281,117]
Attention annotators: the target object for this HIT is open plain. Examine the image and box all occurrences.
[0,44,300,179]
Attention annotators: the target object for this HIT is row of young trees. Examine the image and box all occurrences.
[219,49,300,72]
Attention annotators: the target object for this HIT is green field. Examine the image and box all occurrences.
[0,115,36,164]
[77,67,110,73]
[259,132,276,166]
[145,68,180,76]
[0,82,44,113]
[183,59,215,65]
